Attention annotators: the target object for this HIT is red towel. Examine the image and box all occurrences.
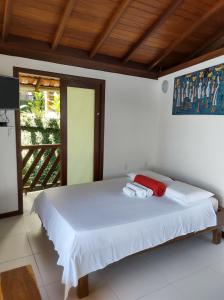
[134,175,167,197]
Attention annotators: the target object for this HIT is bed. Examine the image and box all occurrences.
[32,175,224,299]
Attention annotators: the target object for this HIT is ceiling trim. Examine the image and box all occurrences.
[0,35,158,79]
[188,29,224,60]
[149,0,224,71]
[159,46,224,77]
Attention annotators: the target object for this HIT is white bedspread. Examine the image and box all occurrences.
[32,177,217,287]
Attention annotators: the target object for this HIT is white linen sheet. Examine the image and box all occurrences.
[32,177,217,288]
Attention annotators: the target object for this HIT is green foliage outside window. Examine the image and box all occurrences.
[20,90,61,189]
[20,90,60,145]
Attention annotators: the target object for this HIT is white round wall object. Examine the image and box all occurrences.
[161,80,169,93]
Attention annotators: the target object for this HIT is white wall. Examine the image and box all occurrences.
[0,54,160,213]
[157,55,224,206]
[1,52,224,213]
[0,125,18,213]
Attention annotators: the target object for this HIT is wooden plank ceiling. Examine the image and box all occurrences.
[19,74,60,89]
[0,0,224,79]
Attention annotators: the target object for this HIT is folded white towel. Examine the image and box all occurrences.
[126,182,153,198]
[123,186,136,197]
[126,183,146,198]
[132,182,153,197]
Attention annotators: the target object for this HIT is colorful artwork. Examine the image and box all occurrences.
[173,63,224,115]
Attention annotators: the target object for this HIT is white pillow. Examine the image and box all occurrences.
[165,181,214,206]
[127,170,173,185]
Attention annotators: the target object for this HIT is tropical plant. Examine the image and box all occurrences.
[20,91,45,119]
[20,88,61,190]
[49,92,60,116]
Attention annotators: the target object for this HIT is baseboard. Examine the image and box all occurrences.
[0,210,22,219]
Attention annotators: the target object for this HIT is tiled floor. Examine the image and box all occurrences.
[0,192,224,300]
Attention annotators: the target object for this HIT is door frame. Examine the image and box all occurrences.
[13,67,105,216]
[61,79,105,184]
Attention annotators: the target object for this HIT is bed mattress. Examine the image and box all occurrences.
[211,197,219,212]
[32,177,217,288]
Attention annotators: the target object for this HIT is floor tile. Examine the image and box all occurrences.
[0,255,43,288]
[209,258,224,277]
[39,287,49,300]
[0,233,32,263]
[44,269,106,300]
[139,284,183,300]
[23,192,41,215]
[35,251,63,285]
[83,284,120,300]
[23,196,34,215]
[88,270,107,290]
[141,236,218,283]
[184,234,224,262]
[23,213,42,232]
[173,267,224,300]
[102,254,169,300]
[28,229,55,255]
[0,216,26,237]
[45,281,119,300]
[28,191,42,198]
[88,286,119,300]
[45,281,65,300]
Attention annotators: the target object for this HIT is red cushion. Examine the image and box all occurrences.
[134,175,167,197]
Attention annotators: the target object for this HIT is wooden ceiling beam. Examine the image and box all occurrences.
[52,0,76,50]
[160,46,224,77]
[188,29,224,60]
[2,0,12,41]
[148,0,224,71]
[123,0,184,63]
[35,77,42,91]
[20,83,60,91]
[0,35,157,79]
[89,0,131,58]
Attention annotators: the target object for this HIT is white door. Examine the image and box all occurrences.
[67,87,95,185]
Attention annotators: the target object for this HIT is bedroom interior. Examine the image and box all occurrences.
[1,0,224,300]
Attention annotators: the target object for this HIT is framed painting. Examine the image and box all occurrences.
[173,63,224,115]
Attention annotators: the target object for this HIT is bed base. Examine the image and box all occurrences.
[64,277,89,300]
[67,208,224,299]
[77,276,89,298]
